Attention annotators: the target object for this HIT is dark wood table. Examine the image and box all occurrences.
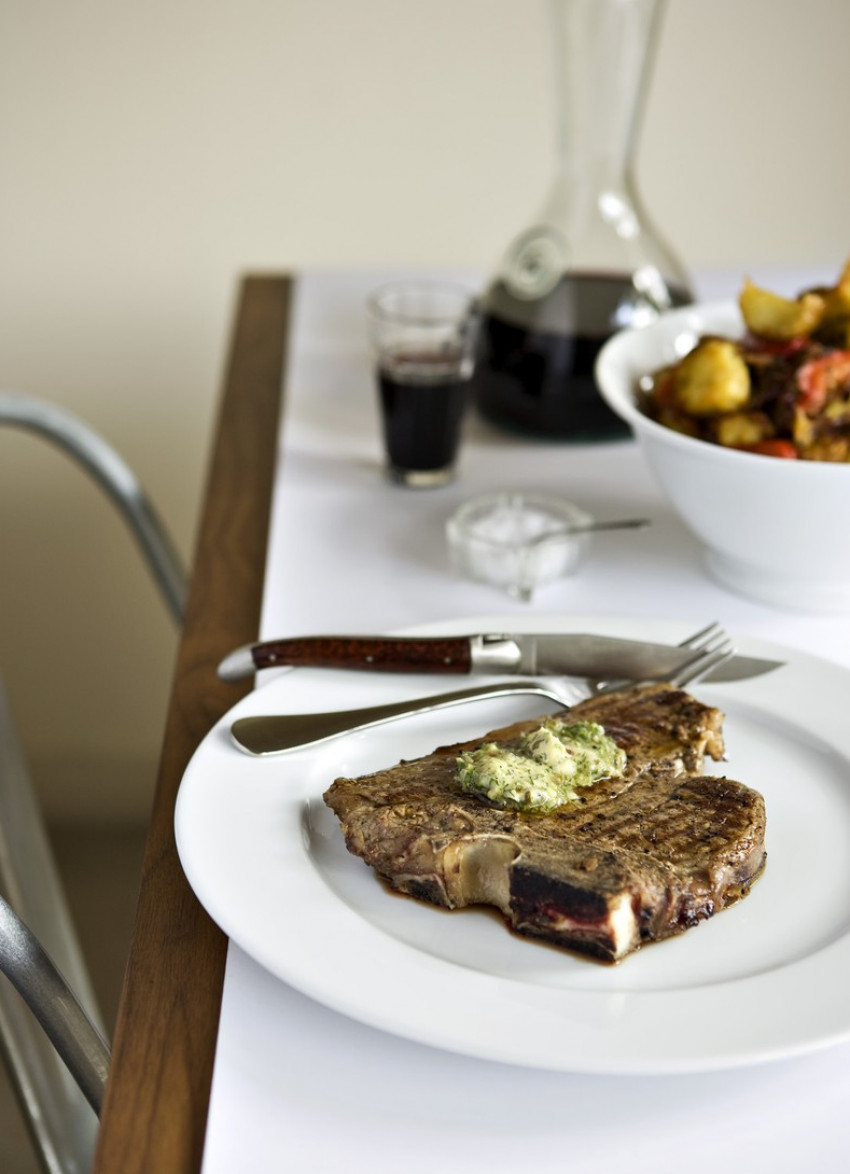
[93,275,292,1174]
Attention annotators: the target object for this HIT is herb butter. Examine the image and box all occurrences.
[456,720,626,813]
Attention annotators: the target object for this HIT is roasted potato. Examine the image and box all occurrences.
[739,279,826,340]
[714,411,773,448]
[814,265,850,346]
[822,282,850,321]
[673,339,751,416]
[815,315,850,348]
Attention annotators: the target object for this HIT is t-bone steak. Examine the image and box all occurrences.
[323,683,767,963]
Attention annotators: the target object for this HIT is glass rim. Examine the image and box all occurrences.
[366,280,478,327]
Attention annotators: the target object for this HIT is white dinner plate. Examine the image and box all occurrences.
[175,615,850,1074]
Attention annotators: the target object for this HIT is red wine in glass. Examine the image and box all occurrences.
[378,349,470,486]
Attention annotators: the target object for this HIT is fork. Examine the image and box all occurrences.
[229,624,734,756]
[585,621,733,697]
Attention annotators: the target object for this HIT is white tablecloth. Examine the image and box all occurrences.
[201,268,850,1173]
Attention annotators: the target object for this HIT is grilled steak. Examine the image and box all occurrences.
[323,683,766,963]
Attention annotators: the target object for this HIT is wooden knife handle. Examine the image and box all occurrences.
[251,636,472,673]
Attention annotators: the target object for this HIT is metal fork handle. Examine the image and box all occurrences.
[229,680,567,756]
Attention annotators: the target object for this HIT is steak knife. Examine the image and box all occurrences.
[217,633,782,684]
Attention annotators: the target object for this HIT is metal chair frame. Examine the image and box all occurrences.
[0,390,186,1173]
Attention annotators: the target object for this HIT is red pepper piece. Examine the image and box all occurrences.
[737,439,799,459]
[744,333,808,358]
[650,370,677,408]
[796,350,850,414]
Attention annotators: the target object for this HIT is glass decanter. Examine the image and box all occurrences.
[472,0,692,440]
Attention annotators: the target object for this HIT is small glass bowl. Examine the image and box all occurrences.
[446,491,592,601]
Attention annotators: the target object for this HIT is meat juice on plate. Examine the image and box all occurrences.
[472,272,691,440]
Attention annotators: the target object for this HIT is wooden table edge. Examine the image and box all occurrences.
[93,274,292,1174]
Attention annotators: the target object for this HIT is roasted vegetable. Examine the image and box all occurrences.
[739,279,826,341]
[815,264,850,347]
[672,338,750,416]
[640,261,850,462]
[714,411,773,448]
[796,351,850,414]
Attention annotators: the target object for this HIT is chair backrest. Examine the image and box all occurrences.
[0,391,186,1173]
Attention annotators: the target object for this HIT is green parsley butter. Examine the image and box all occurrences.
[456,720,626,813]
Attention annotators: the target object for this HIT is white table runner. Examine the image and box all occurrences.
[201,268,850,1173]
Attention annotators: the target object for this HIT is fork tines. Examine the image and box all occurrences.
[670,623,735,688]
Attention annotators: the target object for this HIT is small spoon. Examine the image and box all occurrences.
[527,517,650,547]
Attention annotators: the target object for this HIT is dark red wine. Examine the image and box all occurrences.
[472,272,691,440]
[378,351,469,479]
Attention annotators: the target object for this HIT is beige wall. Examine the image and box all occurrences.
[1,0,848,823]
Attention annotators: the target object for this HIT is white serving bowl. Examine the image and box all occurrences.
[595,301,850,613]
